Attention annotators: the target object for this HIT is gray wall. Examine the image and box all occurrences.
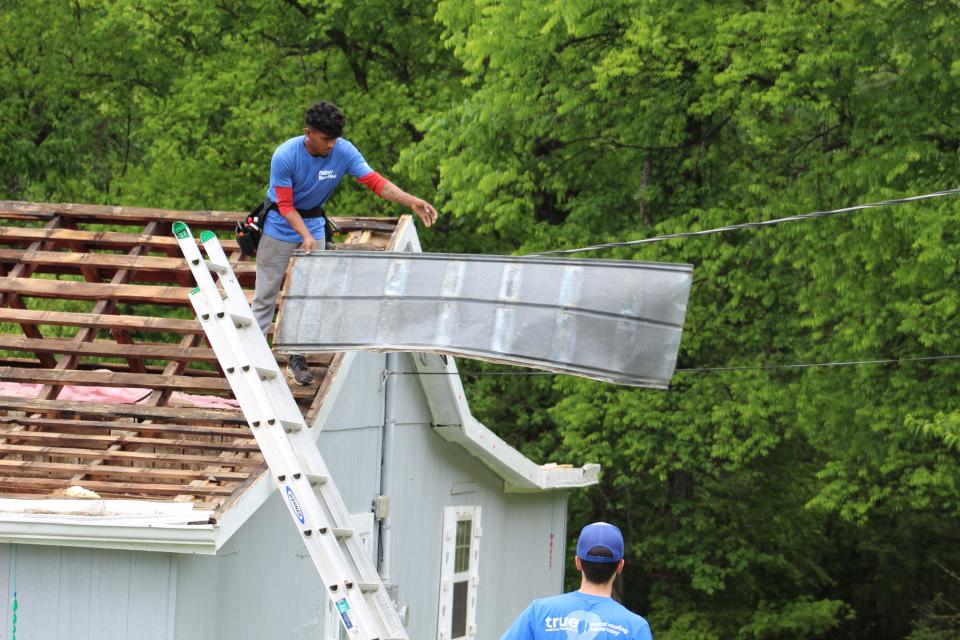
[383,353,569,639]
[0,542,178,640]
[0,352,570,640]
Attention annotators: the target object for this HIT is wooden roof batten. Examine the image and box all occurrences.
[0,200,399,512]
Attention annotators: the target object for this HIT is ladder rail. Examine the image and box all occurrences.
[174,223,407,640]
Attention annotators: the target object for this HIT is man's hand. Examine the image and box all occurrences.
[410,198,438,227]
[300,235,317,253]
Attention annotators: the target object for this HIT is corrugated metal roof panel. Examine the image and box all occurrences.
[276,252,693,388]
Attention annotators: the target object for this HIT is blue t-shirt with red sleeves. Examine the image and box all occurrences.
[501,591,652,640]
[263,135,374,243]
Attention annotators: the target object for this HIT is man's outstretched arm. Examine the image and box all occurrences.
[357,172,438,227]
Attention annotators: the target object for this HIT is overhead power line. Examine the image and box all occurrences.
[675,354,960,373]
[386,354,960,378]
[532,187,960,256]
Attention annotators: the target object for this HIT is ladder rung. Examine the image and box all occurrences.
[282,419,303,432]
[331,527,353,539]
[306,473,328,486]
[255,366,278,380]
[229,312,253,328]
[204,259,228,274]
[357,582,380,593]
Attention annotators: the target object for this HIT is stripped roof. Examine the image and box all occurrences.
[0,200,399,516]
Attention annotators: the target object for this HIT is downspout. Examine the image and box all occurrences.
[377,352,398,581]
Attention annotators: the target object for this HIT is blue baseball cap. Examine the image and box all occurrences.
[576,522,624,563]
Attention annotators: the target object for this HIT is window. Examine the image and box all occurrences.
[437,506,481,640]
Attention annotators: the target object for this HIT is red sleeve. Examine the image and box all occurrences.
[275,185,295,216]
[356,171,387,197]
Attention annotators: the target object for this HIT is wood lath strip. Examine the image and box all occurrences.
[0,201,398,232]
[0,359,226,376]
[0,308,203,334]
[0,428,260,452]
[0,335,220,363]
[0,201,241,225]
[0,396,246,423]
[0,276,216,306]
[0,477,237,497]
[0,415,249,437]
[0,225,242,252]
[0,366,234,395]
[0,249,257,278]
[0,459,248,481]
[0,444,263,467]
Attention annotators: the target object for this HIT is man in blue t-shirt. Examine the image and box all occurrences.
[501,522,653,640]
[252,101,437,385]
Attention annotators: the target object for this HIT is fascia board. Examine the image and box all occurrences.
[0,517,216,554]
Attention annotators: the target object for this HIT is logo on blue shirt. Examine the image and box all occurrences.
[543,611,630,637]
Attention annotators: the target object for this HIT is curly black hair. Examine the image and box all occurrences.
[305,101,345,138]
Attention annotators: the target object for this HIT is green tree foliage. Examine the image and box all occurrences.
[2,1,959,638]
[0,0,463,212]
[410,1,960,638]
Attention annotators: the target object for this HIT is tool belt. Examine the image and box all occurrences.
[235,199,337,257]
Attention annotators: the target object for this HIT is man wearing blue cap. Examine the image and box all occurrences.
[501,522,653,639]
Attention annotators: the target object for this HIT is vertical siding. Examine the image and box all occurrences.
[0,543,174,640]
[385,354,569,640]
[204,351,389,640]
[211,493,328,640]
[172,553,217,640]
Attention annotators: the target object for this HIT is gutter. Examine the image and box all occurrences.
[0,498,216,553]
[0,518,216,554]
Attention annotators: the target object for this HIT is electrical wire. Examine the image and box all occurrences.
[385,353,960,378]
[531,187,960,257]
[675,354,960,373]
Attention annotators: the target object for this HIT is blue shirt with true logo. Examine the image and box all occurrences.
[501,592,652,640]
[263,135,374,243]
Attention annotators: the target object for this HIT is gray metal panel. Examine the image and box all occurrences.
[277,252,693,388]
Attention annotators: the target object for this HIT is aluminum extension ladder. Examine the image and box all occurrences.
[173,222,407,640]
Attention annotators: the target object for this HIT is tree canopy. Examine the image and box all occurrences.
[2,1,959,638]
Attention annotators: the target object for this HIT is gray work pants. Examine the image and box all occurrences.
[252,233,325,337]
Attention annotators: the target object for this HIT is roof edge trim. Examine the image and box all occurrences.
[0,517,216,554]
[414,354,600,492]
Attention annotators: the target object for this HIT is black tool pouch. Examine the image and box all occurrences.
[235,199,272,257]
[324,216,342,248]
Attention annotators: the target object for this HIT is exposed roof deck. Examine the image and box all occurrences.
[0,201,400,515]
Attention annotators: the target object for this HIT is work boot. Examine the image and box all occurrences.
[286,354,314,386]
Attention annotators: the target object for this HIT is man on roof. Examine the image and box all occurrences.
[252,100,438,385]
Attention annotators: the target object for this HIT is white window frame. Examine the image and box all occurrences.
[437,505,481,640]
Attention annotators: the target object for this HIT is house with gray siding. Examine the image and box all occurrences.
[0,202,598,640]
